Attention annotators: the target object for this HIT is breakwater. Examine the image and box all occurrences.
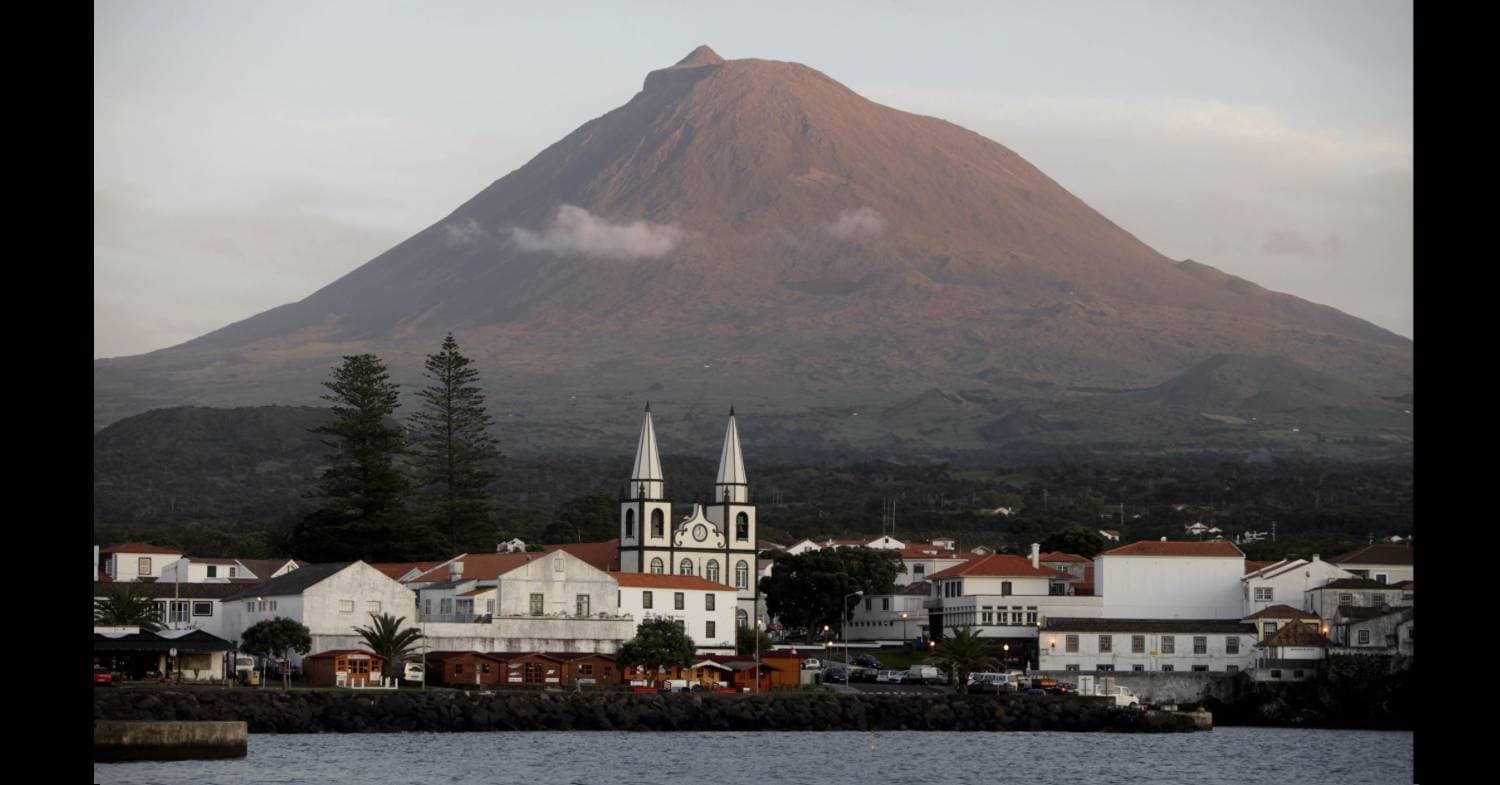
[95,720,247,762]
[94,689,1207,733]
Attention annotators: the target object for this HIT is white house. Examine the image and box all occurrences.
[158,557,302,584]
[897,543,971,587]
[926,547,1103,645]
[222,561,418,662]
[612,572,738,653]
[1327,543,1414,585]
[93,580,243,638]
[1040,618,1258,674]
[785,539,823,555]
[1096,540,1246,619]
[497,538,528,553]
[98,543,184,582]
[1305,578,1409,621]
[1242,604,1321,642]
[845,583,931,642]
[1253,621,1331,682]
[1241,556,1354,616]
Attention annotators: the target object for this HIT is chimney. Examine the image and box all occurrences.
[1160,537,1167,542]
[1311,554,1320,562]
[450,561,464,580]
[1029,543,1040,569]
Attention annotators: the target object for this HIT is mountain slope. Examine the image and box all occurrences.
[93,46,1411,453]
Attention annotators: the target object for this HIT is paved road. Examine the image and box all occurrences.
[835,682,954,695]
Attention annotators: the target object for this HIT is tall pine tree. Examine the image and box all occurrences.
[409,334,501,555]
[296,354,435,561]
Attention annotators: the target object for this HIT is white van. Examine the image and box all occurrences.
[967,672,1019,693]
[906,665,945,685]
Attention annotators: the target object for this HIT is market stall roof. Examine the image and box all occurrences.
[93,629,235,653]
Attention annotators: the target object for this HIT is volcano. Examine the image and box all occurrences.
[94,46,1412,456]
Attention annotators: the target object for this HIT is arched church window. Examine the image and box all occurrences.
[735,560,749,589]
[650,558,664,574]
[651,509,664,538]
[736,512,749,541]
[625,509,635,538]
[706,560,720,584]
[680,559,693,576]
[736,609,748,629]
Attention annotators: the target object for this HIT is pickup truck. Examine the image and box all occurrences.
[906,665,946,685]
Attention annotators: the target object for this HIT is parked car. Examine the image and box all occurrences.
[802,658,822,670]
[403,662,426,685]
[1023,687,1047,696]
[850,667,879,683]
[824,667,849,684]
[875,670,906,683]
[93,666,114,686]
[853,655,882,669]
[906,665,946,685]
[968,672,1019,693]
[1047,682,1078,696]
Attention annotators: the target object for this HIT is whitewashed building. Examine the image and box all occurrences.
[926,547,1103,648]
[1096,540,1246,619]
[93,581,243,639]
[1305,578,1409,621]
[222,561,418,662]
[613,573,738,653]
[158,557,301,584]
[897,543,971,587]
[98,543,183,582]
[845,583,931,642]
[1327,543,1414,585]
[1243,604,1322,642]
[1241,556,1354,616]
[1040,618,1258,674]
[1253,621,1331,682]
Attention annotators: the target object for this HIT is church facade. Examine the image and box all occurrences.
[618,405,760,628]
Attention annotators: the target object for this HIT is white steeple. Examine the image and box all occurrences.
[630,402,664,499]
[715,406,748,503]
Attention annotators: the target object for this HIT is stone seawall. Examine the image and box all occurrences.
[94,720,248,762]
[94,689,1206,734]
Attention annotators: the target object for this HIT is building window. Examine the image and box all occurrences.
[706,594,715,611]
[229,566,238,578]
[529,594,544,616]
[674,592,685,610]
[206,565,217,578]
[1357,629,1370,645]
[1161,636,1175,654]
[1162,665,1174,672]
[367,601,381,614]
[736,512,749,541]
[1253,587,1273,602]
[424,599,432,615]
[457,598,473,616]
[706,561,720,583]
[881,598,890,611]
[1339,593,1354,606]
[707,621,717,639]
[1131,635,1145,654]
[1001,581,1012,596]
[1064,664,1080,672]
[651,558,664,574]
[736,561,749,589]
[1374,574,1388,584]
[982,611,993,625]
[1226,665,1239,673]
[625,509,635,538]
[486,599,495,615]
[651,509,664,538]
[578,663,593,676]
[1026,607,1038,625]
[1065,635,1079,653]
[1132,664,1145,672]
[577,595,590,617]
[138,557,152,576]
[440,598,453,614]
[1263,622,1278,639]
[680,559,694,577]
[913,564,925,577]
[865,597,873,612]
[1096,665,1114,672]
[454,664,465,675]
[643,591,653,610]
[339,600,355,613]
[1098,635,1112,653]
[1190,665,1209,672]
[1226,636,1240,655]
[1193,636,1207,655]
[737,608,748,628]
[1270,669,1282,680]
[1293,670,1306,679]
[269,600,277,612]
[246,601,256,613]
[192,602,213,616]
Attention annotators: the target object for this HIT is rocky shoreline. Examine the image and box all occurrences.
[95,689,1207,734]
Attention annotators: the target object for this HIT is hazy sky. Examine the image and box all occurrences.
[94,0,1413,358]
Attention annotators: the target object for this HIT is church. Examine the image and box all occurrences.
[617,404,760,629]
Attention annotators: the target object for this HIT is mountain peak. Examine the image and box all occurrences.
[675,45,724,67]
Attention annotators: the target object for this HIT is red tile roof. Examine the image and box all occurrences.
[370,562,441,581]
[411,553,539,583]
[1245,560,1277,575]
[927,555,1070,581]
[1329,543,1413,566]
[1244,605,1320,621]
[101,543,183,555]
[542,540,620,572]
[610,572,739,591]
[1257,622,1331,648]
[1101,541,1244,558]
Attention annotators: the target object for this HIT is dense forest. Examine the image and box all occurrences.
[94,407,1411,562]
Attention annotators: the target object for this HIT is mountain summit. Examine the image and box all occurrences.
[94,47,1412,455]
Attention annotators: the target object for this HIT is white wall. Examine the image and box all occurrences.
[1242,559,1353,615]
[496,551,616,618]
[1336,563,1414,584]
[616,586,737,652]
[106,550,183,582]
[1097,555,1245,619]
[1040,629,1256,672]
[846,593,929,641]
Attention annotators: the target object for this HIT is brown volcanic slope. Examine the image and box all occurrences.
[94,47,1412,452]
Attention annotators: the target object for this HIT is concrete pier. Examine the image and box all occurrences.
[94,720,248,762]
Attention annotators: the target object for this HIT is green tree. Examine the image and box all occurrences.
[542,494,616,543]
[295,354,433,561]
[240,617,313,689]
[354,612,424,675]
[925,626,999,694]
[1040,526,1108,558]
[737,624,773,656]
[616,618,696,685]
[93,585,163,631]
[760,548,904,634]
[409,334,501,555]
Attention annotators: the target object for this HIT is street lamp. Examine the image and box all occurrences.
[901,612,909,647]
[754,616,764,694]
[843,590,863,669]
[1003,643,1010,671]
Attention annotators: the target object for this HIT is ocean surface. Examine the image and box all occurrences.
[94,728,1414,785]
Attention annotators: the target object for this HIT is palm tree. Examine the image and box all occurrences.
[925,626,1000,694]
[354,613,424,673]
[94,585,163,631]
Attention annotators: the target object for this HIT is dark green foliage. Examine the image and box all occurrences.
[93,584,163,631]
[240,616,312,688]
[353,612,424,667]
[293,355,438,561]
[616,618,697,678]
[1040,526,1108,557]
[737,624,774,655]
[409,334,501,556]
[760,548,904,633]
[541,494,617,543]
[925,626,999,694]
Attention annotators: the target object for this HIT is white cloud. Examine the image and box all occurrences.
[442,218,490,248]
[826,206,885,240]
[509,204,683,260]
